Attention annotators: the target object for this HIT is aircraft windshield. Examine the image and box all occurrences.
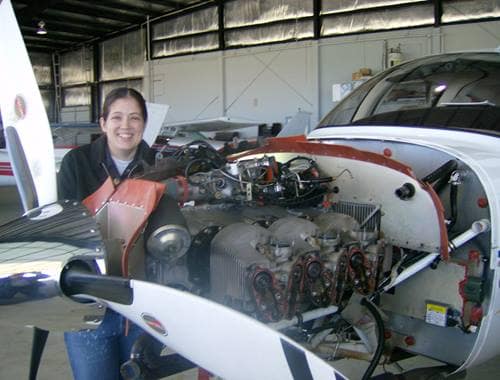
[318,52,500,133]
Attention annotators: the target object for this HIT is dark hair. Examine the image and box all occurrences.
[101,87,148,122]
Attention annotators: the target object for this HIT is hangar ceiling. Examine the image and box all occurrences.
[11,0,210,54]
[11,1,500,57]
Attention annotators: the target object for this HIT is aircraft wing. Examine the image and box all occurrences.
[164,116,264,133]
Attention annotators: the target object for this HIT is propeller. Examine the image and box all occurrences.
[62,268,347,380]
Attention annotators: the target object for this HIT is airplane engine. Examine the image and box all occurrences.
[209,211,383,322]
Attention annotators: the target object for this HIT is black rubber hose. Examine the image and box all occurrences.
[360,297,385,380]
[421,159,458,184]
[283,155,314,167]
[448,182,458,230]
[433,174,452,194]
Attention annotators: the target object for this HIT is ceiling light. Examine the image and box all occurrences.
[36,21,47,35]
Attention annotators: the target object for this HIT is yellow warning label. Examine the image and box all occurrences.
[425,302,448,327]
[426,304,447,314]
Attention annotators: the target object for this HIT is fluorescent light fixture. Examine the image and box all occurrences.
[37,21,47,35]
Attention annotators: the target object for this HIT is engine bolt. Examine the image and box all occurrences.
[307,262,322,279]
[404,336,416,346]
[477,197,488,208]
[254,272,272,292]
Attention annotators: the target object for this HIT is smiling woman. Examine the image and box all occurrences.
[100,88,148,162]
[57,87,156,201]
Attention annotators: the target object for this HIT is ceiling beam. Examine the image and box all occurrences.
[96,0,174,15]
[49,4,145,24]
[42,10,128,27]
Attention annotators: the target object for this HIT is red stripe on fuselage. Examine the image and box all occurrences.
[0,161,13,176]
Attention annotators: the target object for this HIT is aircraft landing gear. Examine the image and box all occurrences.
[121,333,196,380]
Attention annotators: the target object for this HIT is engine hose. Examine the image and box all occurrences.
[300,177,333,184]
[283,155,314,167]
[448,182,458,230]
[421,159,458,184]
[360,297,385,380]
[433,174,451,194]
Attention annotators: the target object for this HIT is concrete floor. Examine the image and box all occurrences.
[1,185,499,380]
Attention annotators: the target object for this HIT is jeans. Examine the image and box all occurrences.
[64,309,143,380]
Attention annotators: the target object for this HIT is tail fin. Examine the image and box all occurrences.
[0,0,57,209]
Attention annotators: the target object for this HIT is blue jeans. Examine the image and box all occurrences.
[64,309,143,380]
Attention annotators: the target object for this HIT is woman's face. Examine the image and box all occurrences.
[100,96,145,160]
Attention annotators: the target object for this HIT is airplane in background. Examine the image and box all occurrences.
[0,147,70,187]
[156,110,310,154]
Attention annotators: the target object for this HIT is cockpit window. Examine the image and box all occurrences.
[320,75,381,125]
[317,52,500,132]
[373,81,440,114]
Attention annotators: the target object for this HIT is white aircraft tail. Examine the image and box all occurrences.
[278,110,312,137]
[0,0,57,211]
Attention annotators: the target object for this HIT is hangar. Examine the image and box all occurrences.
[1,1,500,379]
[13,0,500,128]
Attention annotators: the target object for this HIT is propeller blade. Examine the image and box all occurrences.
[99,279,346,380]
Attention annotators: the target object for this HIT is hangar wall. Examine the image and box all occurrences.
[145,20,500,127]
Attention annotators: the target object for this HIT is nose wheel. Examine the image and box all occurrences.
[120,333,196,380]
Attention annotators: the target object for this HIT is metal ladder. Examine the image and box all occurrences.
[52,52,61,123]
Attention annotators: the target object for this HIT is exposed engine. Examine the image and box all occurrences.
[182,154,333,207]
[209,213,382,323]
[152,154,387,324]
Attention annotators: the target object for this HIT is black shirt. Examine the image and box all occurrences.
[57,135,157,201]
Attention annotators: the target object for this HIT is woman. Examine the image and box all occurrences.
[58,87,181,379]
[58,87,157,200]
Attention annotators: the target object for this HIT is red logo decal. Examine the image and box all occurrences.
[14,95,27,120]
[141,313,168,336]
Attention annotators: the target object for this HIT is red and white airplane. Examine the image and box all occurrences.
[0,147,70,186]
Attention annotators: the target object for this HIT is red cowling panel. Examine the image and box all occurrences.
[232,136,414,176]
[83,177,167,276]
[82,177,116,215]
